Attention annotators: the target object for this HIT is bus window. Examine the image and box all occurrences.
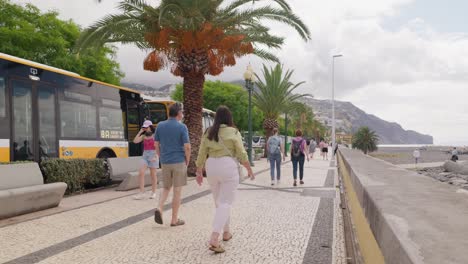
[99,106,125,139]
[60,100,97,138]
[148,103,168,124]
[0,77,5,117]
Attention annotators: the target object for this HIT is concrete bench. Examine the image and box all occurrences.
[108,157,157,191]
[0,163,67,219]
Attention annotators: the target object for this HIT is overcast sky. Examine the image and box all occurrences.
[13,0,468,145]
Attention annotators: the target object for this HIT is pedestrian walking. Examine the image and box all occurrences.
[132,120,158,200]
[309,138,317,159]
[291,129,309,186]
[319,140,329,160]
[195,106,254,254]
[413,149,420,165]
[451,147,459,162]
[153,103,191,227]
[266,128,285,186]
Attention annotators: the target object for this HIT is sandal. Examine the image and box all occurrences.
[223,233,233,241]
[154,209,163,225]
[170,219,185,227]
[209,244,225,253]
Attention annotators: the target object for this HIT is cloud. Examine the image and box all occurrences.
[346,81,468,145]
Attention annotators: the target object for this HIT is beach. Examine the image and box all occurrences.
[370,146,468,165]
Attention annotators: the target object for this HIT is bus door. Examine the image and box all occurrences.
[126,99,142,156]
[10,79,57,161]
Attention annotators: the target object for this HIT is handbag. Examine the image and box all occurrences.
[218,135,246,182]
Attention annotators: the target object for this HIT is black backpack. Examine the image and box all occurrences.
[292,139,303,158]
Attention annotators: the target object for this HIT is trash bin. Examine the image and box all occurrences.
[286,142,291,153]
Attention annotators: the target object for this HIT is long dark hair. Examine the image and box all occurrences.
[207,106,234,142]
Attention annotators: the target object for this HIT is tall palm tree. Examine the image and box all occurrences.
[76,0,310,174]
[254,64,310,155]
[352,126,379,154]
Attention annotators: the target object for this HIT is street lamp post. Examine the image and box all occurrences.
[331,54,343,149]
[244,65,255,166]
[284,112,288,157]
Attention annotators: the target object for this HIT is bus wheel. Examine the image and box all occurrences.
[97,150,115,159]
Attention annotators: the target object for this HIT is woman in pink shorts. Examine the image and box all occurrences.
[133,120,158,199]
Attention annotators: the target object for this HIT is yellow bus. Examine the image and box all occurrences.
[0,53,145,162]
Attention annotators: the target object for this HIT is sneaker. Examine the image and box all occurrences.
[300,180,304,185]
[277,180,281,185]
[271,181,275,186]
[149,192,157,199]
[133,192,145,200]
[293,181,297,187]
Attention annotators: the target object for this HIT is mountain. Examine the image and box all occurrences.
[300,97,433,144]
[121,81,176,99]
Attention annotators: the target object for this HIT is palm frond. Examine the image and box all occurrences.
[252,48,280,62]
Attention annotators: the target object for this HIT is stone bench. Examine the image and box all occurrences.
[108,157,158,191]
[0,163,67,219]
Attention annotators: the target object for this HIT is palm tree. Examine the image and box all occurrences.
[254,64,310,155]
[76,0,310,174]
[352,126,379,154]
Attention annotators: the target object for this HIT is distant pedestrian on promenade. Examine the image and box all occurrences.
[195,106,254,253]
[133,120,158,200]
[319,140,328,160]
[309,138,317,159]
[291,129,309,186]
[413,149,420,165]
[267,128,285,186]
[451,147,459,162]
[154,103,191,227]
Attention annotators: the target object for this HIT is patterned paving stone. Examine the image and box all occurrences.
[1,154,339,264]
[37,189,320,264]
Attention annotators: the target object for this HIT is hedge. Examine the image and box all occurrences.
[41,158,110,194]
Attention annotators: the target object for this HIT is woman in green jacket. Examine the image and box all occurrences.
[195,106,254,253]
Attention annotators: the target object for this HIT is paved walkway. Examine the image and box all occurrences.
[397,161,444,169]
[0,152,344,264]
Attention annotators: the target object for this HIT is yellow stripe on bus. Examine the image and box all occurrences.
[59,147,129,159]
[0,147,9,162]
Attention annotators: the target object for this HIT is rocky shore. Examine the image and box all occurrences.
[416,166,468,190]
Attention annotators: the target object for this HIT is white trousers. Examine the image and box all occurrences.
[205,156,240,234]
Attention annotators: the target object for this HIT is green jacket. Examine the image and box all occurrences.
[195,125,248,167]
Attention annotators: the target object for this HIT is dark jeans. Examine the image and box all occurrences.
[292,155,305,180]
[269,153,281,181]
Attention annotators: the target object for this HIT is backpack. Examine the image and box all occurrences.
[292,139,303,158]
[268,136,281,155]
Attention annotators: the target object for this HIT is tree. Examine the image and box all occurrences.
[0,0,124,84]
[76,0,310,174]
[352,126,379,154]
[286,101,326,138]
[172,80,264,131]
[254,64,309,155]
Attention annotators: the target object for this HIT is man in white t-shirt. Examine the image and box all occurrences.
[413,149,420,164]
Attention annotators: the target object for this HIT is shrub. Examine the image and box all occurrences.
[41,158,110,194]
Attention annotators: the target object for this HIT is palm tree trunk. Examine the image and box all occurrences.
[183,74,205,176]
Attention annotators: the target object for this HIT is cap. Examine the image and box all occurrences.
[142,120,153,128]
